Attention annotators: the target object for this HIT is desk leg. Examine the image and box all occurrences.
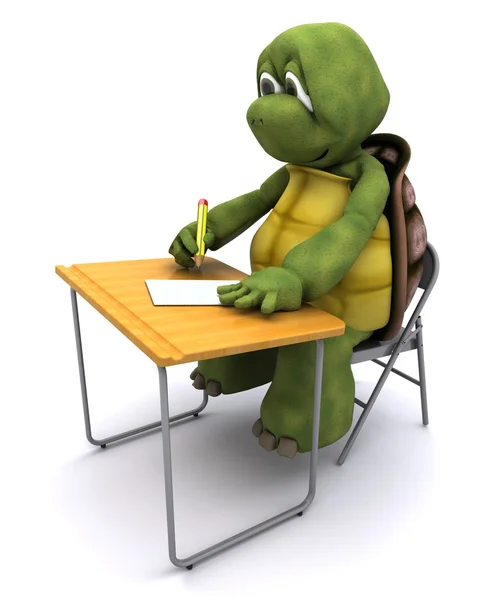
[158,339,324,569]
[70,288,209,448]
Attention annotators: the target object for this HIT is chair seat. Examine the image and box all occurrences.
[351,328,418,364]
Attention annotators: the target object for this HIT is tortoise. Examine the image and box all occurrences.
[169,23,427,458]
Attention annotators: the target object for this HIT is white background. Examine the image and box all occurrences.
[1,1,478,598]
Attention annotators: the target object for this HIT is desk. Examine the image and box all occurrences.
[56,256,345,569]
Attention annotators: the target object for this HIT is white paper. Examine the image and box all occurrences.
[145,279,240,306]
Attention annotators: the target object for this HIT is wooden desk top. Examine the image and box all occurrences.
[56,256,345,367]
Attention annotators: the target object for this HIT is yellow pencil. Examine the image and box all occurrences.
[194,198,208,269]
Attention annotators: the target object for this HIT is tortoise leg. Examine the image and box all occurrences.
[257,327,371,456]
[190,347,278,396]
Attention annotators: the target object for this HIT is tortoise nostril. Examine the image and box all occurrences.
[251,119,255,125]
[259,118,263,125]
[251,118,264,126]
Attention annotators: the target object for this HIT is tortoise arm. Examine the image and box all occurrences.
[282,155,390,301]
[207,167,290,250]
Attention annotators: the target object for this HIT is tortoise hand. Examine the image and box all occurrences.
[168,222,216,268]
[217,267,303,314]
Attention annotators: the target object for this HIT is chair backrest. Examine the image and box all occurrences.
[418,243,439,292]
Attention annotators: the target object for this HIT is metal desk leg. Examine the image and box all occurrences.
[158,339,324,569]
[70,288,209,448]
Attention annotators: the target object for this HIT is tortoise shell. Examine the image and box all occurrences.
[362,133,427,341]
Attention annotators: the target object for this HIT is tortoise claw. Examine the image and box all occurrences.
[190,367,199,380]
[259,430,277,451]
[192,373,206,390]
[277,438,298,458]
[206,380,222,397]
[252,418,263,438]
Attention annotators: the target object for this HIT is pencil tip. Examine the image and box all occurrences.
[194,255,205,269]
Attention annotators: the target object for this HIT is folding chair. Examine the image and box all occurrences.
[338,241,439,465]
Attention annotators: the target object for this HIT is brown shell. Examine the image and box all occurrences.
[361,133,427,341]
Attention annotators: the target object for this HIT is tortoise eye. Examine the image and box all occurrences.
[284,71,313,112]
[285,79,297,96]
[259,72,284,96]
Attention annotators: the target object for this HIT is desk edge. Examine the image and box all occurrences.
[55,263,346,367]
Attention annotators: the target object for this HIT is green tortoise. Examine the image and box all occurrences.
[168,23,426,457]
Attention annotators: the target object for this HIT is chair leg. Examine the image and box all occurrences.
[340,317,429,465]
[337,340,410,466]
[337,373,389,465]
[416,316,429,426]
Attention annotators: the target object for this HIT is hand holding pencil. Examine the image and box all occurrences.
[168,198,216,269]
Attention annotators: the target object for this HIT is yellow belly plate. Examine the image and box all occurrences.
[250,164,392,331]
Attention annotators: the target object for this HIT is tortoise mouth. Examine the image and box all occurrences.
[311,148,329,162]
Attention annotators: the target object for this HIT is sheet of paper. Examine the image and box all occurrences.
[145,279,240,306]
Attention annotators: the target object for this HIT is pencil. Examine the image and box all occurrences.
[194,198,208,269]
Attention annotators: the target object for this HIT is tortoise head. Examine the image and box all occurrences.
[247,23,390,167]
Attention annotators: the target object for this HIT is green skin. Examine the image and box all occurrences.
[169,23,391,454]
